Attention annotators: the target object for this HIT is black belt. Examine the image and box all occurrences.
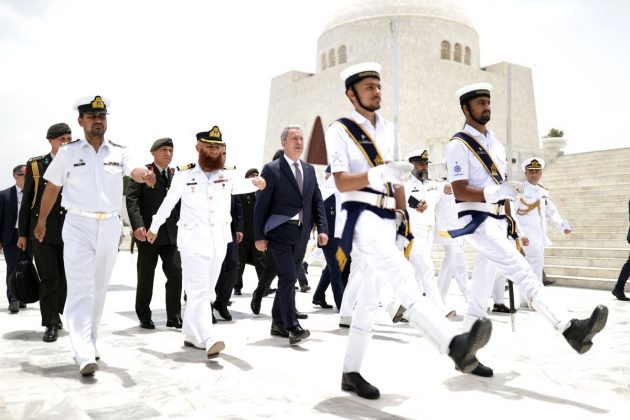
[286,220,302,226]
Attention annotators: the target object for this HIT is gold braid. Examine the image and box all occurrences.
[516,197,541,216]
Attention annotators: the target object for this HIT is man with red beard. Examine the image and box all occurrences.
[147,126,265,360]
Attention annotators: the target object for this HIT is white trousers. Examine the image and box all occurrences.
[408,227,447,313]
[436,239,470,301]
[62,213,121,367]
[343,211,459,373]
[523,242,545,284]
[180,244,226,349]
[464,217,570,331]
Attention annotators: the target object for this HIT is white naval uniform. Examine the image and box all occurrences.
[404,176,450,313]
[149,165,257,351]
[326,110,460,373]
[516,181,570,283]
[44,138,143,368]
[434,192,470,301]
[444,124,572,332]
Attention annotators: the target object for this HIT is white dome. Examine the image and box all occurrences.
[322,0,475,33]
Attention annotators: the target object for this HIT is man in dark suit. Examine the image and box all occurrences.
[126,138,182,329]
[254,125,328,345]
[1,164,31,313]
[612,199,630,301]
[17,123,70,340]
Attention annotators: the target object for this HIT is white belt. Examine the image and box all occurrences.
[341,191,396,209]
[67,208,119,220]
[455,201,505,216]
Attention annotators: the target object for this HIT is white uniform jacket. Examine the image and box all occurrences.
[150,165,257,257]
[515,181,570,247]
[404,176,443,234]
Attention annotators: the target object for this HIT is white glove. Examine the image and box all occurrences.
[395,234,409,251]
[483,182,518,203]
[367,161,411,188]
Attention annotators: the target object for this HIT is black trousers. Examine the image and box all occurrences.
[267,223,303,329]
[236,235,266,292]
[252,252,277,298]
[32,241,66,326]
[135,241,182,321]
[215,242,239,306]
[614,251,630,291]
[313,240,345,309]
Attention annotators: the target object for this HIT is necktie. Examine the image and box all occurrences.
[162,169,168,185]
[293,162,303,194]
[293,162,304,223]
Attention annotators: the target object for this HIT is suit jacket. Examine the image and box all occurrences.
[0,185,18,248]
[126,163,179,246]
[230,195,244,239]
[18,154,65,244]
[254,157,327,242]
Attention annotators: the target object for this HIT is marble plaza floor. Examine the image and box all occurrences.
[1,250,629,419]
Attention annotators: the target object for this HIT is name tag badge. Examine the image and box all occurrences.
[104,162,121,167]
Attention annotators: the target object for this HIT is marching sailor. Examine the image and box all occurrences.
[443,82,608,377]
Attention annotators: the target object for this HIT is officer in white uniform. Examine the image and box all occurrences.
[444,82,608,377]
[516,157,571,285]
[147,126,264,360]
[434,183,470,303]
[34,95,156,376]
[325,62,492,400]
[404,148,453,316]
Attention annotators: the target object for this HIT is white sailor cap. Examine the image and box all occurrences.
[521,157,545,171]
[340,62,381,89]
[407,148,430,163]
[455,82,492,105]
[74,95,110,113]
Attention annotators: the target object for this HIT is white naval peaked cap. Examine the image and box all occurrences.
[340,62,381,89]
[73,95,111,112]
[406,148,430,163]
[521,157,546,171]
[455,82,492,105]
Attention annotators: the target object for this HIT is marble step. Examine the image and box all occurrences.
[547,231,627,241]
[544,246,628,259]
[544,264,619,279]
[546,238,629,248]
[546,275,620,291]
[569,225,629,233]
[544,255,626,269]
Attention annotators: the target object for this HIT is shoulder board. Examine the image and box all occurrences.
[177,163,196,171]
[108,140,125,148]
[27,155,46,163]
[62,139,80,147]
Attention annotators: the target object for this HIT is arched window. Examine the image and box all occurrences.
[464,46,471,65]
[441,41,451,60]
[454,43,462,62]
[338,45,347,64]
[321,53,327,70]
[329,48,336,67]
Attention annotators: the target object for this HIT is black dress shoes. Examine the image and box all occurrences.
[563,305,608,354]
[213,303,232,321]
[612,288,630,301]
[18,301,26,309]
[234,289,242,296]
[313,299,333,309]
[56,321,63,330]
[43,325,58,342]
[296,311,308,320]
[166,315,183,328]
[492,303,513,313]
[8,302,19,314]
[341,372,380,399]
[288,326,310,345]
[300,284,311,293]
[448,318,492,373]
[263,287,276,297]
[139,319,155,329]
[270,323,289,338]
[391,305,407,323]
[470,362,494,377]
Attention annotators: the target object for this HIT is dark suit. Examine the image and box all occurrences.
[1,185,32,304]
[126,164,182,322]
[254,157,327,329]
[614,200,630,294]
[236,192,266,291]
[215,195,244,307]
[313,192,345,309]
[18,154,66,325]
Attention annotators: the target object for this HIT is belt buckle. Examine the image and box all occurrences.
[95,212,106,220]
[377,195,386,208]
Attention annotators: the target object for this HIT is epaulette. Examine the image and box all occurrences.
[62,139,80,147]
[27,155,46,163]
[108,140,125,148]
[177,163,196,171]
